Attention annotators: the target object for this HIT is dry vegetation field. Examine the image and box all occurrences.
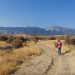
[0,40,41,75]
[0,35,75,75]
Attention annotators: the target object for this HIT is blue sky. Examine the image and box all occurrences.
[0,0,75,28]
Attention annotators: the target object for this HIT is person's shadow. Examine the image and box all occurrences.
[62,50,71,55]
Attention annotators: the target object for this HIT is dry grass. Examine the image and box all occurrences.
[0,39,74,75]
[0,41,41,75]
[12,45,41,59]
[0,41,8,47]
[61,44,71,54]
[39,40,71,54]
[39,40,55,48]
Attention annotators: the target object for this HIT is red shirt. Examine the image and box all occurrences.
[56,41,62,48]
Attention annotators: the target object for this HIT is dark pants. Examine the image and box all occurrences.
[58,47,61,55]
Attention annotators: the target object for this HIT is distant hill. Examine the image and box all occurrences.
[0,26,75,35]
[45,26,75,35]
[0,27,50,35]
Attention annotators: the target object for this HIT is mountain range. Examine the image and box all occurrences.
[0,26,75,35]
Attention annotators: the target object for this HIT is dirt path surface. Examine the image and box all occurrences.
[47,50,75,75]
[12,44,75,75]
[11,44,53,75]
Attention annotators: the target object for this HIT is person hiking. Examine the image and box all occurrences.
[55,40,62,55]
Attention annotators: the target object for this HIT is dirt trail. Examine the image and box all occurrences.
[47,50,75,75]
[12,44,53,75]
[12,44,75,75]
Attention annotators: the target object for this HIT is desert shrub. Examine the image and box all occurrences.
[65,35,70,45]
[7,36,29,48]
[56,36,66,40]
[11,39,23,48]
[7,36,16,43]
[65,35,75,45]
[37,37,46,40]
[19,37,29,42]
[15,36,29,42]
[69,38,75,45]
[49,36,56,40]
[0,36,8,41]
[32,36,39,44]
